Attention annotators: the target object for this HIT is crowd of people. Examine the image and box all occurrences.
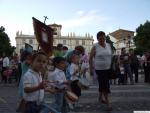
[0,31,150,113]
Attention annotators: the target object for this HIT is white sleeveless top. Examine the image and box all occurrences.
[94,42,112,70]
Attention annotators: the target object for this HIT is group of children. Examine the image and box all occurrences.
[17,49,89,113]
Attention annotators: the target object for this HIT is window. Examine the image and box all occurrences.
[29,39,33,44]
[22,39,26,44]
[53,28,57,35]
[76,40,79,45]
[82,40,85,45]
[53,39,56,45]
[63,40,66,45]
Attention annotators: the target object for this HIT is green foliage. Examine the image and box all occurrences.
[0,26,14,56]
[134,20,150,54]
[106,35,116,51]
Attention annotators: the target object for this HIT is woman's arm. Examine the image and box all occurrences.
[89,46,95,76]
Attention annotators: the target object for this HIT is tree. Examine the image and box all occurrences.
[106,35,116,51]
[0,26,14,56]
[134,21,150,55]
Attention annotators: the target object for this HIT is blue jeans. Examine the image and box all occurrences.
[124,64,134,84]
[40,103,60,113]
[52,92,66,113]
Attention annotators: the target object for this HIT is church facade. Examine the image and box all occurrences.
[15,23,94,54]
[109,29,135,54]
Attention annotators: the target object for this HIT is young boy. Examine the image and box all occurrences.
[49,56,69,113]
[23,52,48,113]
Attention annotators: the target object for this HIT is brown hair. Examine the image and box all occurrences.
[31,51,47,61]
[75,45,85,54]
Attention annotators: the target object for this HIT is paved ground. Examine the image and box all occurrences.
[45,83,150,113]
[0,74,150,113]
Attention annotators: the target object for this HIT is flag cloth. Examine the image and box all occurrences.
[32,17,54,56]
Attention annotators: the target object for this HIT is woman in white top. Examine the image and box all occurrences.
[89,31,112,111]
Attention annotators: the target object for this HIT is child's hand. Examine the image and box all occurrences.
[38,81,48,89]
[45,87,57,93]
[63,80,69,85]
[74,69,79,75]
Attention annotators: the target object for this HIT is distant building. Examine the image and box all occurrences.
[109,29,135,54]
[15,23,94,54]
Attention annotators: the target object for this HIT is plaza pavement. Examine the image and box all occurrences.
[0,74,150,113]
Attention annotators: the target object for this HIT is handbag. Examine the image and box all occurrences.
[78,75,90,90]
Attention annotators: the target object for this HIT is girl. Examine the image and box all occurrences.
[18,51,32,99]
[17,51,32,112]
[69,54,81,107]
[23,51,48,113]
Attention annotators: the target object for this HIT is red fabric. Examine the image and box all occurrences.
[3,69,12,77]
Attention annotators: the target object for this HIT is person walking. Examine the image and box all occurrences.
[89,31,112,111]
[130,49,139,83]
[119,48,134,85]
[2,54,10,84]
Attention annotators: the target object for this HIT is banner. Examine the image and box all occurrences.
[32,17,54,56]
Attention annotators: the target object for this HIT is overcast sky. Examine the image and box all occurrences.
[0,0,150,46]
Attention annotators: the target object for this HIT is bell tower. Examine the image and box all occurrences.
[48,23,62,37]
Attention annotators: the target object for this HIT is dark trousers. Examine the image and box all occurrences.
[95,70,110,93]
[131,65,139,83]
[124,64,134,84]
[25,101,40,113]
[143,65,150,82]
[71,80,81,97]
[143,65,150,83]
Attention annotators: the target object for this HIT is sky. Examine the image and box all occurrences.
[0,0,150,46]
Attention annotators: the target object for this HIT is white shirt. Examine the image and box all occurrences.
[50,68,66,84]
[23,69,44,103]
[70,63,80,81]
[94,43,112,70]
[3,57,9,67]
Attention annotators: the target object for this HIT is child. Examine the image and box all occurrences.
[23,51,48,113]
[49,56,68,113]
[17,51,32,112]
[69,54,81,108]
